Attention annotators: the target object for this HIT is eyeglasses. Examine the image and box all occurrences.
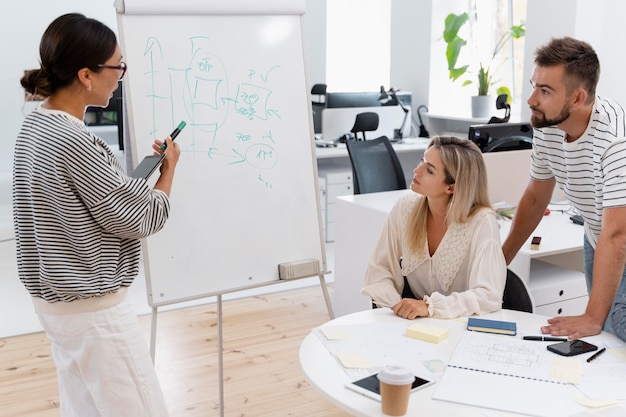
[94,61,127,80]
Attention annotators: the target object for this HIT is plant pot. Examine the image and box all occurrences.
[471,95,495,118]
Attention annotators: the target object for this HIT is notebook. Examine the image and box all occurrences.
[432,331,578,417]
[466,317,517,336]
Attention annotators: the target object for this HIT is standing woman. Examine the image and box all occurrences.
[361,136,507,319]
[13,13,178,417]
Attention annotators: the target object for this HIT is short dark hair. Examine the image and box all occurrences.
[21,13,117,97]
[534,36,600,99]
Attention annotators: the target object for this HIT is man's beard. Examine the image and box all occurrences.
[530,103,572,128]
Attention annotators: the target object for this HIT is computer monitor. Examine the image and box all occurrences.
[326,91,412,109]
[86,80,124,150]
[468,122,533,153]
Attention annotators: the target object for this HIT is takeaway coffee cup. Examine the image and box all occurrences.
[377,365,413,416]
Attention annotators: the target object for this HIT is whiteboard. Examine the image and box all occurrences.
[116,0,325,307]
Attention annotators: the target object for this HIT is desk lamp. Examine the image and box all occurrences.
[416,105,429,137]
[379,86,409,141]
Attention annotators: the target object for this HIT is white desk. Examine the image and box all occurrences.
[315,138,429,242]
[300,308,626,417]
[333,189,587,318]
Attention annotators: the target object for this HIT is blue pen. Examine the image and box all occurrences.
[160,121,186,150]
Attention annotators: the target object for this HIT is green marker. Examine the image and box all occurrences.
[160,121,186,150]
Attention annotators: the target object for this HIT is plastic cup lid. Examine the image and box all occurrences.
[377,365,414,385]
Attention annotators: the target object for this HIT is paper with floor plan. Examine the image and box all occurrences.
[432,331,585,417]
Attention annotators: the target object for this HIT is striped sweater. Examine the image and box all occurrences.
[530,95,626,248]
[13,107,170,303]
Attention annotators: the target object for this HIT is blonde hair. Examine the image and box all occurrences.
[406,136,492,252]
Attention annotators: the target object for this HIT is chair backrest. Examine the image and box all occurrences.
[311,83,327,104]
[345,136,407,194]
[350,112,379,141]
[502,269,534,313]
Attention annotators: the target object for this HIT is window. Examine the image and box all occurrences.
[325,0,391,92]
[428,0,527,117]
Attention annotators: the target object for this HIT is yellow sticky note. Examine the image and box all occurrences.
[406,323,448,343]
[319,326,350,341]
[549,357,582,384]
[572,395,619,408]
[335,352,371,369]
[609,347,626,362]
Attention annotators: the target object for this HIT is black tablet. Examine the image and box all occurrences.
[130,154,166,179]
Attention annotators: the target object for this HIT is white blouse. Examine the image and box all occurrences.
[361,193,507,319]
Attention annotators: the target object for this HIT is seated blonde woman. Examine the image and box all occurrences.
[361,136,507,319]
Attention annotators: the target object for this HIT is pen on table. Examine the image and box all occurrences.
[523,336,568,342]
[586,347,606,363]
[160,121,187,150]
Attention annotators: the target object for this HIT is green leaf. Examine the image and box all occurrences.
[446,37,467,70]
[477,65,492,95]
[510,24,525,39]
[449,65,469,81]
[443,12,469,43]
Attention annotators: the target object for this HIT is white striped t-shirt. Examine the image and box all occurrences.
[530,96,626,248]
[13,107,170,302]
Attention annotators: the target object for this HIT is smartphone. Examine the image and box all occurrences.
[546,340,598,357]
[130,154,166,180]
[345,373,433,401]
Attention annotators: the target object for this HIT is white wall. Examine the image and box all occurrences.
[520,0,626,122]
[303,0,327,86]
[0,0,118,174]
[391,0,433,125]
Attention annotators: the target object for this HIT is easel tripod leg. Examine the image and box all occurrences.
[318,275,335,319]
[150,306,158,363]
[217,293,224,417]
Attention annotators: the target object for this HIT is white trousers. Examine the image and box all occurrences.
[33,289,169,417]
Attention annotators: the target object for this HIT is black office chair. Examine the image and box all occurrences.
[345,136,407,194]
[488,94,511,124]
[502,269,534,313]
[311,84,327,134]
[350,112,379,141]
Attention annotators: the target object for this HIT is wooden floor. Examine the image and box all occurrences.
[0,285,351,417]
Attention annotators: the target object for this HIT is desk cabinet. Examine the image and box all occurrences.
[528,260,588,316]
[321,169,353,242]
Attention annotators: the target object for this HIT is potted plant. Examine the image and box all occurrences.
[443,12,525,117]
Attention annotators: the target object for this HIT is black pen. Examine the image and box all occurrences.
[586,347,606,363]
[523,336,568,342]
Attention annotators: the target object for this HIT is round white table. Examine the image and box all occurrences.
[299,308,625,417]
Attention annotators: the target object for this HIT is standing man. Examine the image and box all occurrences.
[502,37,626,340]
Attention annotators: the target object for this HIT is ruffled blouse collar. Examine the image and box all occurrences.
[398,194,490,291]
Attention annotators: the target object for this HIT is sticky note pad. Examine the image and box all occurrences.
[406,323,448,343]
[335,352,371,368]
[319,326,350,341]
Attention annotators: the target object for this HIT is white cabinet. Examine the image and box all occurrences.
[528,260,588,316]
[321,169,353,242]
